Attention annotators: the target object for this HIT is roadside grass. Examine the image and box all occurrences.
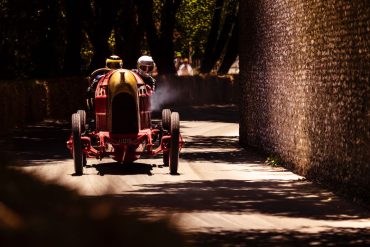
[266,155,284,167]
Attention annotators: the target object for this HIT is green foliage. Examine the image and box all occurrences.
[80,32,94,71]
[266,155,284,167]
[153,0,163,28]
[0,0,231,77]
[108,29,116,53]
[175,0,216,58]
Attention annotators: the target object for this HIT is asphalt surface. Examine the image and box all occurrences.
[7,104,370,246]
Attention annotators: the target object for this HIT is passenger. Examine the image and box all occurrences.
[86,55,123,111]
[132,55,156,91]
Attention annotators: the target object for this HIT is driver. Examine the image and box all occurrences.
[132,55,156,91]
[105,54,123,70]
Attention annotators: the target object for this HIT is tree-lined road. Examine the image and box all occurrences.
[10,105,370,245]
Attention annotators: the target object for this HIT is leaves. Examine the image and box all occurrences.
[175,0,215,58]
[0,0,236,77]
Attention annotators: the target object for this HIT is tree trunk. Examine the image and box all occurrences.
[0,39,15,78]
[0,1,15,78]
[200,0,224,73]
[115,0,143,69]
[32,0,60,77]
[156,0,181,74]
[206,0,238,75]
[85,0,116,72]
[218,21,238,75]
[137,0,160,58]
[63,0,83,75]
[137,0,181,75]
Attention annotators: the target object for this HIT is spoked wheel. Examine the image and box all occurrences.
[162,109,171,166]
[77,109,86,132]
[162,109,171,131]
[72,113,83,175]
[169,112,180,175]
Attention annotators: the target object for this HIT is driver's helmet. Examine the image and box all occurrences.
[137,55,155,76]
[106,55,123,69]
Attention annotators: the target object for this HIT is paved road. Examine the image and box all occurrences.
[9,105,370,246]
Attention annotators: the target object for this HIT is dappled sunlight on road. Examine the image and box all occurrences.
[5,105,370,246]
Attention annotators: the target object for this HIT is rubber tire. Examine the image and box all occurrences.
[162,109,171,166]
[83,154,87,167]
[72,113,83,175]
[77,110,86,133]
[162,109,171,131]
[163,152,169,167]
[169,112,180,175]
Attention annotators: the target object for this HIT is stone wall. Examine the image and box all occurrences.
[239,1,370,200]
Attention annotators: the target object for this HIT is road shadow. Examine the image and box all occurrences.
[152,104,239,123]
[82,177,370,245]
[188,228,370,246]
[90,162,154,176]
[0,164,186,247]
[104,179,370,221]
[183,135,239,149]
[181,135,265,164]
[4,120,71,165]
[96,179,370,245]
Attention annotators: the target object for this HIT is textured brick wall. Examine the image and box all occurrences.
[239,0,370,200]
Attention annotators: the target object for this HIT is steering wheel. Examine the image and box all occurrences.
[89,68,111,83]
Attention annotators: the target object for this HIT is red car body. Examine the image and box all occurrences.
[67,69,183,175]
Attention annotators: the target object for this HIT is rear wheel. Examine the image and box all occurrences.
[72,113,83,175]
[77,110,86,132]
[162,109,171,131]
[162,109,171,167]
[169,112,180,175]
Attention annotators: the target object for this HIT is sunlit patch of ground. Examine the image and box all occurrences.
[0,149,186,247]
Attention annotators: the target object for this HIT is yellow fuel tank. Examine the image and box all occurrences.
[107,69,141,133]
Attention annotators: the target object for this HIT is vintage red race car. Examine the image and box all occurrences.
[67,68,183,175]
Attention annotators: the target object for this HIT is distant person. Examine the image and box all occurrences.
[174,52,182,71]
[177,58,193,76]
[132,55,156,91]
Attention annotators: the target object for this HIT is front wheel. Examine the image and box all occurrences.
[72,113,83,175]
[77,110,86,133]
[169,112,180,175]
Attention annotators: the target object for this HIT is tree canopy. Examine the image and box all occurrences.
[0,0,239,78]
[175,0,215,59]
